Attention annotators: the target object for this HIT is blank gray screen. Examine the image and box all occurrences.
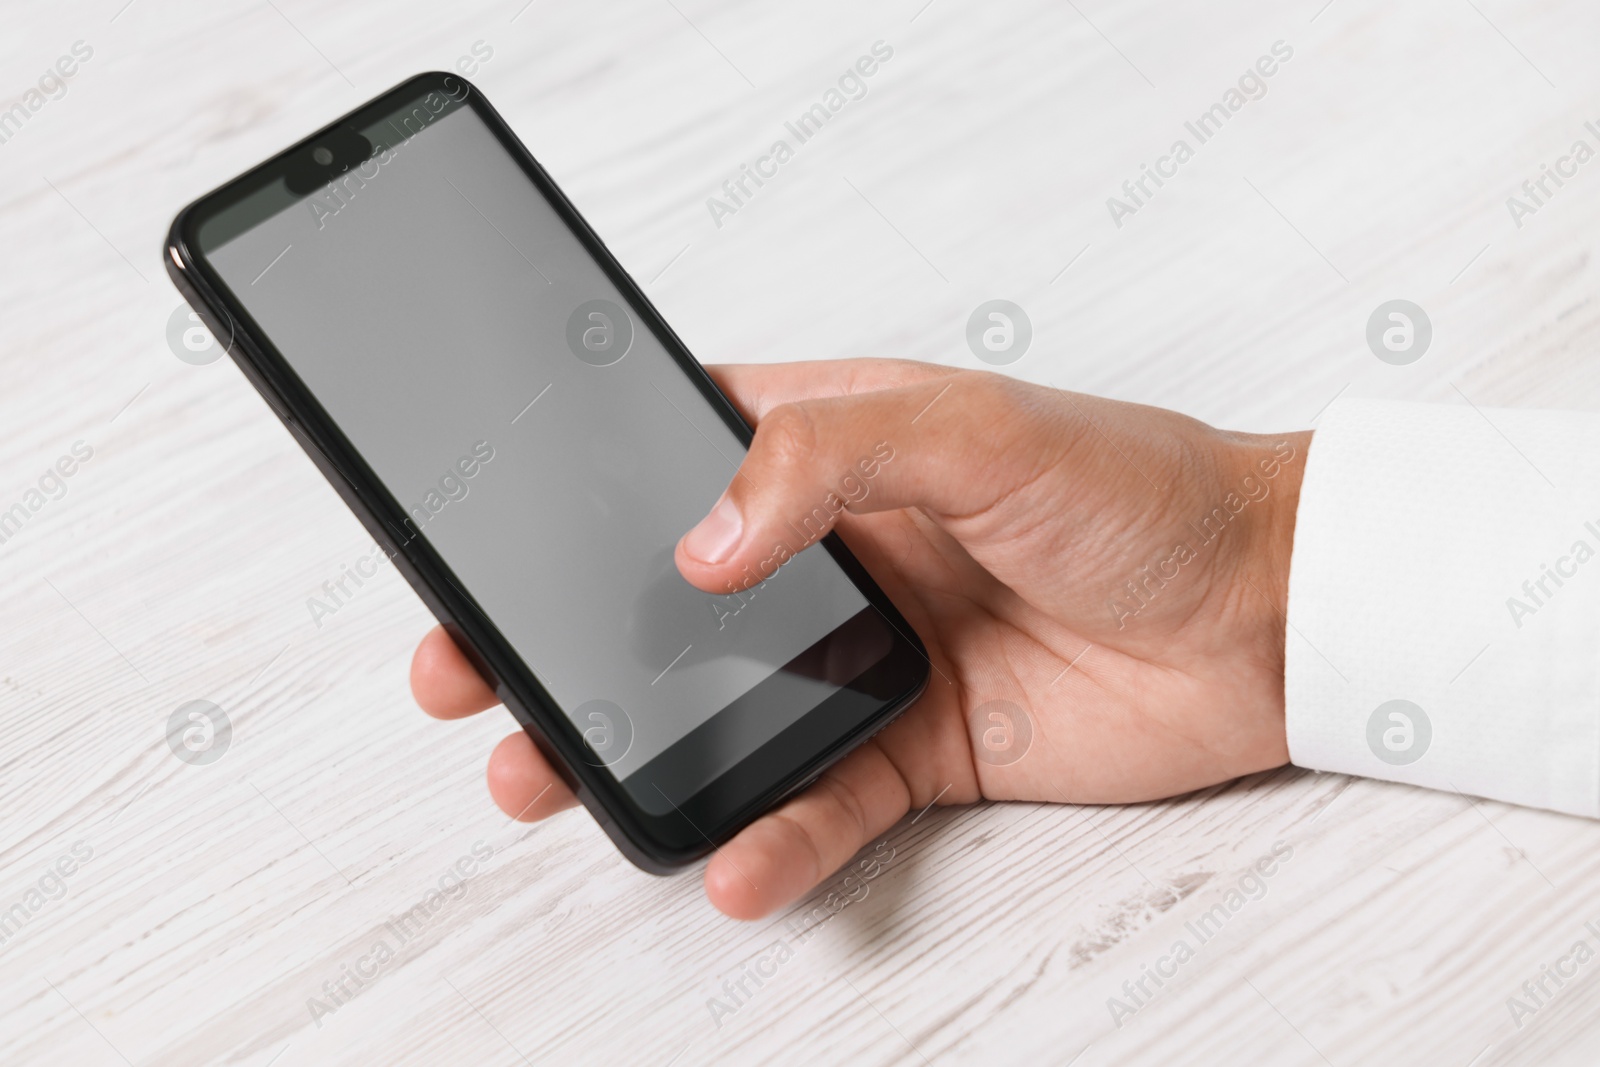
[207,101,868,784]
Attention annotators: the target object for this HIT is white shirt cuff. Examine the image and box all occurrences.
[1285,398,1600,817]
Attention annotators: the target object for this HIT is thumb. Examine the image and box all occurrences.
[674,371,1062,592]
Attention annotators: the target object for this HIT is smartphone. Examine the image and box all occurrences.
[164,72,929,872]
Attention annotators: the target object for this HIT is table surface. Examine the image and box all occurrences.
[4,1,1600,1064]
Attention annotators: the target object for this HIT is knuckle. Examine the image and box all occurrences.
[966,368,1027,412]
[769,810,825,886]
[755,402,820,475]
[816,770,869,845]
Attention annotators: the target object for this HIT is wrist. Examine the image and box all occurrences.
[1218,428,1312,760]
[1252,430,1310,631]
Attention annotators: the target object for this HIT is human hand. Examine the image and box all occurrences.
[411,358,1308,919]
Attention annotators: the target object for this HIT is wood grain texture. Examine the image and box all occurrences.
[2,0,1599,1063]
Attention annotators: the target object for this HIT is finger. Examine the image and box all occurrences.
[703,740,910,920]
[487,731,579,821]
[703,358,958,426]
[676,370,1061,592]
[410,625,499,719]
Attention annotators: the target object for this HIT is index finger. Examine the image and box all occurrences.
[704,738,913,919]
[411,625,499,719]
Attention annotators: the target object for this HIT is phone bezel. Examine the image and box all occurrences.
[163,71,930,872]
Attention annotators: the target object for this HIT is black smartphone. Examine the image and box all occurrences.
[164,72,929,873]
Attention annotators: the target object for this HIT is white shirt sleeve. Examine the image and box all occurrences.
[1285,398,1600,817]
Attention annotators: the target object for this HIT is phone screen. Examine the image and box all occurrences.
[194,83,899,816]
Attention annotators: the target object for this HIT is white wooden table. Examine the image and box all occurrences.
[3,1,1600,1063]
